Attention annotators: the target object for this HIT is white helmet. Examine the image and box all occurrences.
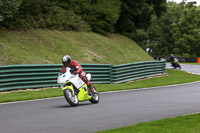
[62,55,71,67]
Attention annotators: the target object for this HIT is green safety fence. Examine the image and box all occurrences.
[111,61,166,84]
[0,61,166,91]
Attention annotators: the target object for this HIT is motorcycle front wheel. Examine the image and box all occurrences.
[89,86,100,104]
[64,89,79,106]
[175,62,181,69]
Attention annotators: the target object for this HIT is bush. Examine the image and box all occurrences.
[0,0,21,22]
[1,0,91,31]
[45,6,90,31]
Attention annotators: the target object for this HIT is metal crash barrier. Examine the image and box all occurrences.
[0,61,166,91]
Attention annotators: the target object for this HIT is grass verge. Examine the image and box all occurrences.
[95,69,200,92]
[180,63,200,65]
[0,69,200,103]
[96,113,200,133]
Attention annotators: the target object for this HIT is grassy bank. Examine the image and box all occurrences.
[0,29,153,65]
[1,69,200,103]
[96,113,200,133]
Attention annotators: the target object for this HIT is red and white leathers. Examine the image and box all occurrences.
[62,60,91,88]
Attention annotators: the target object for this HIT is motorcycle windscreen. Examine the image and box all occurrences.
[57,70,71,84]
[57,73,68,84]
[69,75,85,89]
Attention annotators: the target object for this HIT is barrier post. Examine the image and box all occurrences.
[198,57,200,63]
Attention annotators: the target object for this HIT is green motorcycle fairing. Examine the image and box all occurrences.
[62,83,92,102]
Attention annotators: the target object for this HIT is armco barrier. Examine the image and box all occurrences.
[0,64,111,91]
[111,61,166,84]
[0,61,165,91]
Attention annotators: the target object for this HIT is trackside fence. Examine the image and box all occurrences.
[0,61,166,91]
[111,61,166,84]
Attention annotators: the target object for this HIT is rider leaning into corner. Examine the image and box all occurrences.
[61,55,94,93]
[170,54,176,62]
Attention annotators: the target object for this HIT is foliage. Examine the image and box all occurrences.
[1,0,90,31]
[0,0,21,22]
[173,4,200,57]
[0,0,120,33]
[56,0,121,34]
[45,6,90,31]
[145,2,200,57]
[115,0,148,34]
[86,0,121,34]
[0,0,165,34]
[146,2,184,56]
[115,0,167,50]
[115,0,167,33]
[2,0,51,29]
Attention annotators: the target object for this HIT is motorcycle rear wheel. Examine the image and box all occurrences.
[64,89,79,106]
[89,86,100,104]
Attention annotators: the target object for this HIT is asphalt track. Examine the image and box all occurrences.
[166,63,200,75]
[0,64,200,133]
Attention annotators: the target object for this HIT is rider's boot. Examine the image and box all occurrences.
[88,84,94,93]
[83,76,94,94]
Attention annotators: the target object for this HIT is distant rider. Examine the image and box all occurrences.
[170,54,176,62]
[170,54,176,66]
[61,55,94,93]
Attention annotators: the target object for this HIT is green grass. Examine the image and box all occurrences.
[95,69,200,92]
[0,29,153,65]
[0,69,200,103]
[180,63,200,65]
[0,88,63,103]
[96,113,200,133]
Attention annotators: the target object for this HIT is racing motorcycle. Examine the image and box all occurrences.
[171,58,181,69]
[57,67,99,106]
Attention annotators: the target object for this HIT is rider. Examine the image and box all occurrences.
[61,55,94,93]
[170,54,176,62]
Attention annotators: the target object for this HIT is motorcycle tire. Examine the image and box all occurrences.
[89,86,100,104]
[176,63,181,69]
[64,89,79,106]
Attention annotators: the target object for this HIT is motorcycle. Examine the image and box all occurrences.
[57,67,99,106]
[171,58,181,69]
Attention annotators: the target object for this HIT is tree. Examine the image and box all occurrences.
[114,0,167,51]
[1,0,90,31]
[147,2,184,56]
[86,0,121,34]
[173,3,200,57]
[145,2,200,57]
[57,0,121,34]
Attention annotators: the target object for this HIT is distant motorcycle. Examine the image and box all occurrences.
[57,67,99,106]
[171,58,181,69]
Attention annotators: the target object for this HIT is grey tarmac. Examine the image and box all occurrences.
[1,81,200,133]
